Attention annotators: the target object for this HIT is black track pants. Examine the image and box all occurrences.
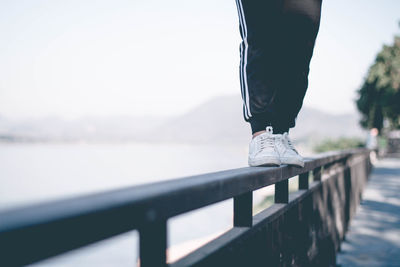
[235,0,322,134]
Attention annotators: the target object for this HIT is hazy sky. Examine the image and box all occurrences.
[0,0,399,119]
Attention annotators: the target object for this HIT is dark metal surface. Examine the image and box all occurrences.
[0,148,371,267]
[299,171,309,189]
[275,179,289,203]
[233,192,253,227]
[173,152,372,267]
[139,220,167,267]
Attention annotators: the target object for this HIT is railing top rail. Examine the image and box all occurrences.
[0,148,367,233]
[0,148,371,266]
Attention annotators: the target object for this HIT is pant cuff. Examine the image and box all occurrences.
[249,113,272,134]
[249,112,291,134]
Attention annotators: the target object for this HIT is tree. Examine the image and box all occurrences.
[356,31,400,132]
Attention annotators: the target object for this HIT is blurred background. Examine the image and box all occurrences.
[1,0,399,266]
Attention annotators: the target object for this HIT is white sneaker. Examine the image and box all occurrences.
[248,126,281,167]
[275,132,305,167]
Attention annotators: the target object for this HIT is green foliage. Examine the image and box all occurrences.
[356,33,400,132]
[254,194,274,214]
[313,137,365,153]
[253,178,301,214]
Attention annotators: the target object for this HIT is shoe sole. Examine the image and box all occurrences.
[280,157,305,168]
[248,157,281,167]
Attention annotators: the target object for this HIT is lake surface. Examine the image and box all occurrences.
[0,142,275,266]
[0,142,249,209]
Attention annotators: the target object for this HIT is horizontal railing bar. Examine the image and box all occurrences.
[173,187,318,266]
[170,227,250,267]
[0,148,369,266]
[173,153,370,266]
[171,204,287,267]
[172,168,347,266]
[0,149,363,229]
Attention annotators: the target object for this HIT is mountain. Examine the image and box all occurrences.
[146,95,366,145]
[142,95,249,143]
[0,95,367,145]
[0,115,165,142]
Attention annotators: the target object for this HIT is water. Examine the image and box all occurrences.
[1,142,275,266]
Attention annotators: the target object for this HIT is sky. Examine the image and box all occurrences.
[0,0,399,119]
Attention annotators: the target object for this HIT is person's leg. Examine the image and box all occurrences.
[235,0,284,135]
[235,0,322,135]
[236,0,285,167]
[236,0,322,167]
[274,0,323,131]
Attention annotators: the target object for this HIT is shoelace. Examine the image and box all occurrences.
[259,135,275,150]
[284,134,298,153]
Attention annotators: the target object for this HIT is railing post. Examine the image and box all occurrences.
[299,172,309,190]
[275,179,288,203]
[313,166,322,182]
[234,191,253,227]
[323,162,335,177]
[139,220,167,267]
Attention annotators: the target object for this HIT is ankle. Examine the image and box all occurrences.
[252,130,265,139]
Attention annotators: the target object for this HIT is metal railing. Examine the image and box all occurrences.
[0,148,372,267]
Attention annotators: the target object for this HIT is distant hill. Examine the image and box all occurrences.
[290,106,366,145]
[142,95,249,143]
[0,115,164,142]
[146,95,367,145]
[0,95,366,145]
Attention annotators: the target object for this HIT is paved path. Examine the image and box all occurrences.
[337,157,400,267]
